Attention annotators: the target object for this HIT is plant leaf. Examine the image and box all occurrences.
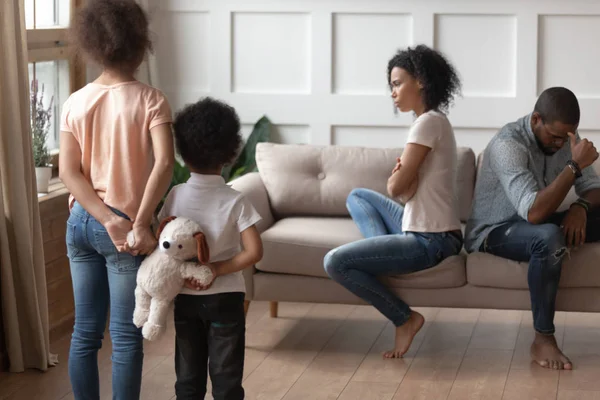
[221,164,233,182]
[227,115,271,181]
[172,161,190,187]
[229,165,247,181]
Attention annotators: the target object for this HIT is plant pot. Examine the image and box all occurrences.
[35,166,52,194]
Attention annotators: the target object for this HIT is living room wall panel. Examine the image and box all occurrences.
[434,14,517,98]
[155,11,211,93]
[155,0,600,154]
[242,124,310,145]
[332,126,409,148]
[232,12,311,94]
[332,13,413,95]
[538,15,600,99]
[452,128,500,151]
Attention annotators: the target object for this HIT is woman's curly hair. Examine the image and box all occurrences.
[173,97,242,172]
[71,0,152,72]
[387,45,461,113]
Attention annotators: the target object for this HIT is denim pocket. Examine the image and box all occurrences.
[65,221,80,259]
[93,229,138,273]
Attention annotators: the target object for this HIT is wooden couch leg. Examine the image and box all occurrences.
[244,300,250,317]
[270,301,278,318]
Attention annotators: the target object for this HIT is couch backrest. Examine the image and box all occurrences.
[256,143,476,222]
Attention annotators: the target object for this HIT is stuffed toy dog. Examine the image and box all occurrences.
[129,216,214,340]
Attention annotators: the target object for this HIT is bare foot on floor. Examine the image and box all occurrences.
[383,311,425,359]
[530,333,572,370]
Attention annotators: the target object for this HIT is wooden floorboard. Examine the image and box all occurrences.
[1,302,600,400]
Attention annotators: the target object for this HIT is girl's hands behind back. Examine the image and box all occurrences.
[126,225,158,255]
[104,216,134,252]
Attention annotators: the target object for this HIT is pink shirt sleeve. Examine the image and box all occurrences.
[406,113,442,149]
[147,91,173,131]
[60,97,73,133]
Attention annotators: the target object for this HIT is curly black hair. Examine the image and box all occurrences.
[387,45,461,113]
[71,0,151,72]
[173,97,242,172]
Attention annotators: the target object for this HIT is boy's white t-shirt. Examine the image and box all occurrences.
[157,173,262,296]
[401,110,461,233]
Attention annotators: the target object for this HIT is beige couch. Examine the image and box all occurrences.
[230,143,600,317]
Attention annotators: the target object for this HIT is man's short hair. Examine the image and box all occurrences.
[534,87,580,126]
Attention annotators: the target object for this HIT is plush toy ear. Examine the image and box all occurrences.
[156,216,177,239]
[193,232,210,264]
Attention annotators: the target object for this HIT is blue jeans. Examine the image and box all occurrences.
[324,188,463,326]
[66,202,144,400]
[481,208,600,335]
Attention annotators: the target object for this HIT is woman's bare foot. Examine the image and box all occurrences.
[530,333,572,370]
[384,311,425,359]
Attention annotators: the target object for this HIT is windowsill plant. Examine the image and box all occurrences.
[31,79,54,194]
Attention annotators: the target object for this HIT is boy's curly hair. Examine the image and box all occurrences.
[71,0,151,72]
[387,45,461,113]
[173,97,242,172]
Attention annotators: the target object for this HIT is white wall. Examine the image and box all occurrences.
[152,0,600,155]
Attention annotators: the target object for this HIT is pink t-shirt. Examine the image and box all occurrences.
[60,81,172,220]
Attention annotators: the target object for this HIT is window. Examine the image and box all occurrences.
[26,0,85,153]
[25,0,70,29]
[28,61,70,150]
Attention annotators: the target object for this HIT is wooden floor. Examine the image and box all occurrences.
[1,301,600,400]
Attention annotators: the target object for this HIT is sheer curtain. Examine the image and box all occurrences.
[0,0,58,372]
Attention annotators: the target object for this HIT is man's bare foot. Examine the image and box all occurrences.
[383,311,425,359]
[530,333,572,370]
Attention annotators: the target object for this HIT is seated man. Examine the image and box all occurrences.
[465,87,600,370]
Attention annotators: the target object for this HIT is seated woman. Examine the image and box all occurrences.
[324,44,463,358]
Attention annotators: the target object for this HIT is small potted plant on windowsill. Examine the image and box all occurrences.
[30,79,54,194]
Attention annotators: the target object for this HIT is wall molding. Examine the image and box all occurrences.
[154,0,600,154]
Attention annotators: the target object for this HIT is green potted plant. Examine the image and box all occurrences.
[30,79,54,194]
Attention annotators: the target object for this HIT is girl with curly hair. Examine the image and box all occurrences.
[59,0,174,398]
[324,44,463,359]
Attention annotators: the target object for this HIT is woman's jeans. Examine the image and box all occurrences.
[324,188,462,326]
[66,202,144,400]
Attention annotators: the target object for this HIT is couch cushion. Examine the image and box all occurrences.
[467,243,600,289]
[256,143,476,222]
[258,217,467,288]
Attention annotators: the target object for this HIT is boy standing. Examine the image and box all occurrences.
[158,97,263,399]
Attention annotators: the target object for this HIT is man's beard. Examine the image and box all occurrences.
[534,132,557,155]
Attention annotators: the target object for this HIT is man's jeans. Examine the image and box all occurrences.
[174,292,246,400]
[66,202,144,400]
[324,188,463,327]
[481,208,600,334]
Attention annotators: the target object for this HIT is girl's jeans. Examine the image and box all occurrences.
[324,188,462,326]
[66,201,144,400]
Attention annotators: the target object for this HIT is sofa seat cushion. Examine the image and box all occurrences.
[467,243,600,289]
[258,217,467,288]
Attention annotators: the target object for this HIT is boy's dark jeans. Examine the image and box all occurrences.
[481,208,600,335]
[174,292,245,400]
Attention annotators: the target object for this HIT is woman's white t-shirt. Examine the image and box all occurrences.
[401,110,461,233]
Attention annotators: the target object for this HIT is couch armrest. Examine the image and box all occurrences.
[229,172,275,234]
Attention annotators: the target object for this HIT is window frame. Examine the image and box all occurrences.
[26,0,86,175]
